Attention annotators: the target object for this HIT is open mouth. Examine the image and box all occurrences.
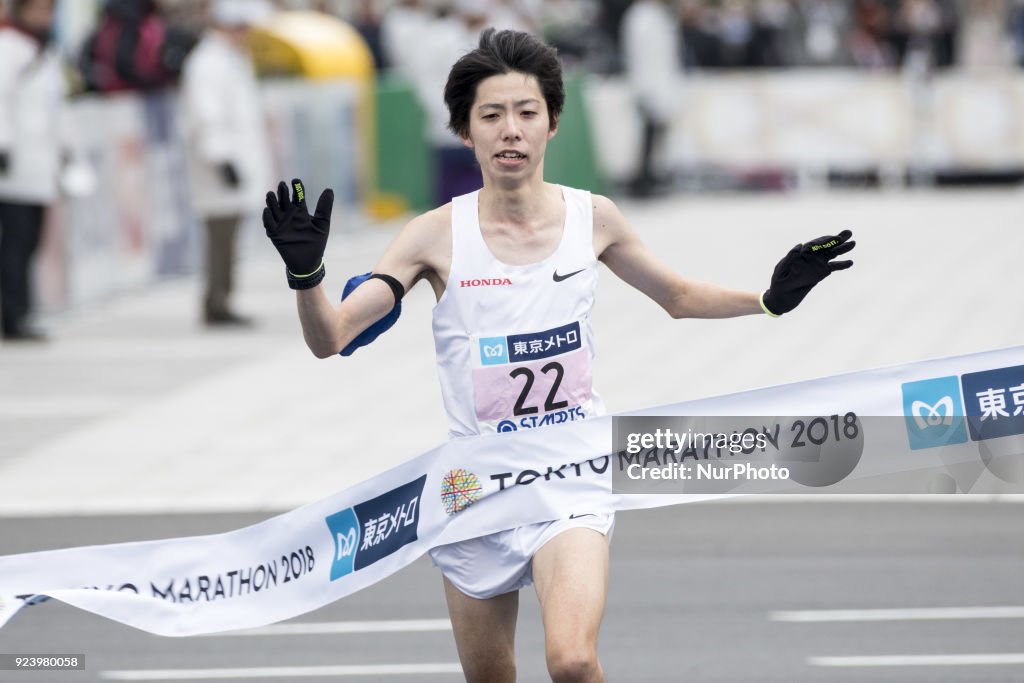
[495,152,527,161]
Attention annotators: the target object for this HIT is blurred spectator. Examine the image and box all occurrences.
[748,0,792,67]
[536,0,602,68]
[310,0,337,12]
[159,0,214,35]
[891,0,957,72]
[180,0,273,327]
[380,0,433,73]
[678,0,771,68]
[180,0,1024,74]
[717,0,755,67]
[305,0,388,69]
[681,0,722,67]
[847,0,896,69]
[400,1,485,204]
[0,0,63,342]
[621,0,682,196]
[959,0,1012,70]
[350,0,386,70]
[1012,0,1024,66]
[79,0,198,93]
[596,0,632,68]
[486,0,542,33]
[682,0,854,68]
[789,0,852,67]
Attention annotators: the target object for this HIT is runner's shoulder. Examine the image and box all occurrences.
[402,203,451,244]
[590,193,631,254]
[591,193,628,226]
[389,202,452,273]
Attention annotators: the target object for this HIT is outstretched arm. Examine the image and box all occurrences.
[263,179,439,358]
[593,195,854,319]
[594,195,761,318]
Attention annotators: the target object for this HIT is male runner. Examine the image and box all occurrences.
[263,29,854,683]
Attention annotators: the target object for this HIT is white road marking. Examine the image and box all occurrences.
[772,606,1024,622]
[100,663,463,680]
[808,653,1024,668]
[205,619,452,636]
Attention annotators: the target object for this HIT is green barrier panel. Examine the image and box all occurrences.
[374,72,604,213]
[375,74,432,213]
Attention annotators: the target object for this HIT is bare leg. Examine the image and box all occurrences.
[443,576,519,683]
[532,528,609,683]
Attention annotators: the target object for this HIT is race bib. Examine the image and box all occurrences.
[471,320,594,433]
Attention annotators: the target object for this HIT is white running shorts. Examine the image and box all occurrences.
[428,513,615,599]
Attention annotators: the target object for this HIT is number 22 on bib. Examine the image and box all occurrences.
[471,320,596,433]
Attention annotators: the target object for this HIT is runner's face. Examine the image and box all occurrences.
[463,72,556,184]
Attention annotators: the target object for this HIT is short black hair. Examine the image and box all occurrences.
[444,28,564,139]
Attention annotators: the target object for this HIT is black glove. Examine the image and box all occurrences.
[263,179,334,290]
[762,230,855,316]
[0,150,9,175]
[219,162,240,188]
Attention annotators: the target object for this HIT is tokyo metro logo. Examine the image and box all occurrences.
[901,376,968,450]
[479,338,508,366]
[324,476,425,581]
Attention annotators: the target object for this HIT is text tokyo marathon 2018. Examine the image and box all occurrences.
[13,547,317,607]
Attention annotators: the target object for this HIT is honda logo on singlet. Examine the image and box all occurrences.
[460,278,513,287]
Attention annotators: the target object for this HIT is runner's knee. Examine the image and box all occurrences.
[546,647,601,683]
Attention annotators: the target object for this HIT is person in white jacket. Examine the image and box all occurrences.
[0,0,63,341]
[180,0,272,326]
[620,0,683,197]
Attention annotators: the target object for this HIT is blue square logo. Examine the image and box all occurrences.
[961,364,1024,442]
[901,376,968,450]
[324,507,359,581]
[324,475,426,582]
[479,337,509,366]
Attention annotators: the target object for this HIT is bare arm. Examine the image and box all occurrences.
[296,208,450,358]
[593,194,762,319]
[295,281,395,358]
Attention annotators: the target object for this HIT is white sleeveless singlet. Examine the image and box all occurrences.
[431,185,606,438]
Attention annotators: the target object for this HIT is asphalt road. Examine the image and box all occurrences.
[1,500,1021,682]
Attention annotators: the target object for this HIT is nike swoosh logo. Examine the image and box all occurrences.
[553,268,585,282]
[568,513,595,520]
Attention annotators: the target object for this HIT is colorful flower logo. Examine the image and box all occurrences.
[440,468,483,516]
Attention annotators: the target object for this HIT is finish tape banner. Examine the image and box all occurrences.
[0,346,1021,636]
